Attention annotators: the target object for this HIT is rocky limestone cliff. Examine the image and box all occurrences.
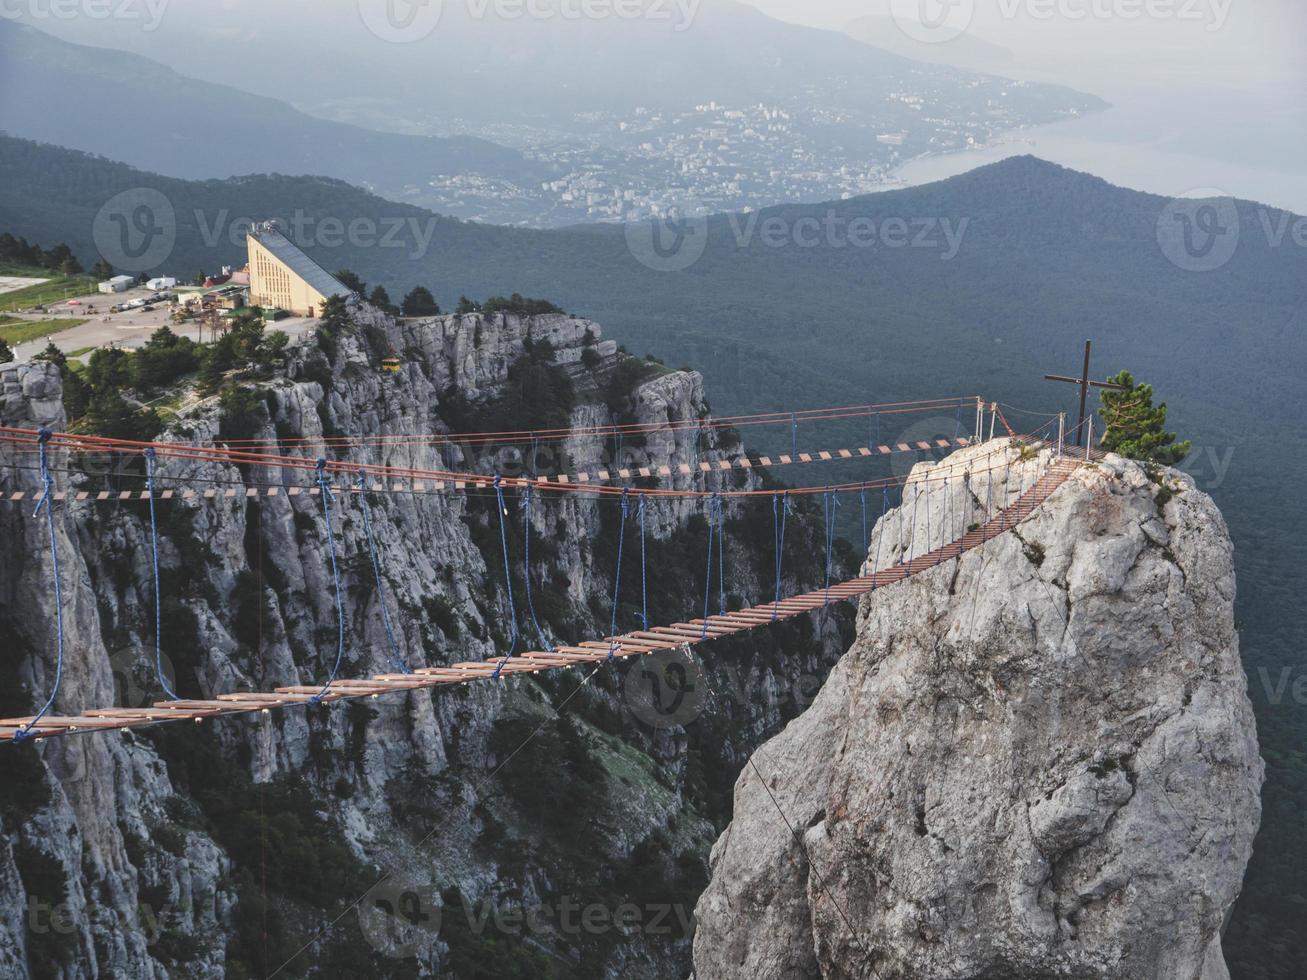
[0,310,849,978]
[693,443,1263,980]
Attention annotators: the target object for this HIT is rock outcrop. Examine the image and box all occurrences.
[693,443,1263,979]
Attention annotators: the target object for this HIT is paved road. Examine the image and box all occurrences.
[0,276,49,295]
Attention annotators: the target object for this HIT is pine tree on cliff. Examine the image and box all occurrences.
[1098,371,1191,465]
[401,286,440,317]
[0,339,12,364]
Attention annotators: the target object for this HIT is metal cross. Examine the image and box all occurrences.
[1044,340,1128,446]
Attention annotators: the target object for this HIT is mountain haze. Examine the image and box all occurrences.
[0,20,549,215]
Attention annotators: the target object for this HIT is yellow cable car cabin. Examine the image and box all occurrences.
[381,356,402,374]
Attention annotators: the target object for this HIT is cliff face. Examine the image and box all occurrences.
[0,310,847,978]
[693,444,1264,979]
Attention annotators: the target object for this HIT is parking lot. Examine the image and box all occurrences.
[4,285,321,362]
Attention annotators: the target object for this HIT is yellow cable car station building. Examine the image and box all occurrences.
[246,221,351,317]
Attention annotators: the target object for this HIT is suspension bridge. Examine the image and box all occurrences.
[0,396,1093,746]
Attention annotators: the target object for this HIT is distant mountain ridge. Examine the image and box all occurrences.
[0,20,550,210]
[2,5,1106,226]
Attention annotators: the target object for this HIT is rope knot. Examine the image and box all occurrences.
[143,447,156,461]
[36,428,53,445]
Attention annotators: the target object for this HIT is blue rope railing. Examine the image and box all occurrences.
[699,495,721,641]
[311,458,347,704]
[607,489,631,660]
[356,469,409,675]
[520,486,554,653]
[771,491,790,621]
[144,448,180,700]
[637,494,649,631]
[859,485,869,569]
[490,477,521,681]
[714,495,727,620]
[14,429,65,743]
[871,486,889,588]
[823,489,839,606]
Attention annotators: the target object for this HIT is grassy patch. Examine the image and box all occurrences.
[0,317,87,345]
[0,271,97,312]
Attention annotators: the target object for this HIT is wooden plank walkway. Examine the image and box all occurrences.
[2,457,1081,745]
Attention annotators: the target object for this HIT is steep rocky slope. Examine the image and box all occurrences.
[693,444,1263,979]
[0,309,851,978]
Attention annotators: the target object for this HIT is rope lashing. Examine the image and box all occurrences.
[490,476,521,681]
[356,469,409,675]
[771,491,790,621]
[606,489,631,660]
[520,486,554,653]
[791,412,798,460]
[637,494,649,631]
[14,429,65,744]
[311,458,347,704]
[823,489,840,606]
[144,448,180,700]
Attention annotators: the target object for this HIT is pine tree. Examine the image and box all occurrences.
[92,259,114,280]
[334,269,367,296]
[0,339,12,364]
[1098,371,1191,465]
[401,286,440,317]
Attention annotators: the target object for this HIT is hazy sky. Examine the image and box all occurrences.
[740,0,1304,88]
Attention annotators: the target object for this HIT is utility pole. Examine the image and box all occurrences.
[1044,340,1128,447]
